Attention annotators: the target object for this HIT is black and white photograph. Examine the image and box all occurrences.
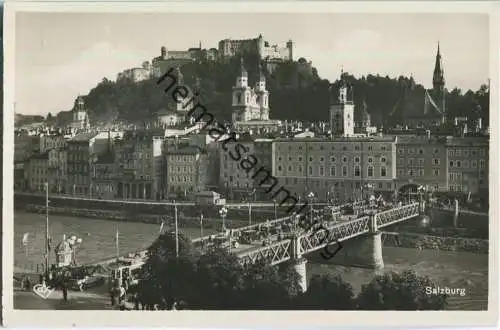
[2,1,498,327]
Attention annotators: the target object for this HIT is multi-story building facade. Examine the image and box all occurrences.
[272,137,398,202]
[114,130,164,200]
[253,138,274,199]
[47,148,67,193]
[445,136,489,196]
[66,132,98,196]
[27,152,48,192]
[219,134,255,199]
[165,145,208,198]
[92,151,117,200]
[395,135,448,192]
[39,134,67,153]
[15,133,40,162]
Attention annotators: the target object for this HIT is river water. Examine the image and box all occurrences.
[13,212,488,310]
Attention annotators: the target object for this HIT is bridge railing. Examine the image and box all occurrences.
[237,239,293,267]
[298,215,371,255]
[375,202,420,228]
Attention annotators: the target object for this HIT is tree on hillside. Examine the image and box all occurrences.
[297,274,356,310]
[356,270,448,310]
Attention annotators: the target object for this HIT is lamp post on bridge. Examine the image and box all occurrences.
[307,192,316,223]
[273,199,277,219]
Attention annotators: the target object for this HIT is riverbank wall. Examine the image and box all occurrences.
[382,232,488,254]
[23,204,255,229]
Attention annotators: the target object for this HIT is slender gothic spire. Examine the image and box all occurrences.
[433,42,445,87]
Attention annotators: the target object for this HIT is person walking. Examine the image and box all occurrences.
[62,282,68,302]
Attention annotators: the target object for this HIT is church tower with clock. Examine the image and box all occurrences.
[329,71,355,137]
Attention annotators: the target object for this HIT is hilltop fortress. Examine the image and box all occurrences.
[117,34,294,82]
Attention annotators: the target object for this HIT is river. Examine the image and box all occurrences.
[13,212,488,310]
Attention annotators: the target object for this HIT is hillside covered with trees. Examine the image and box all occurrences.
[59,53,490,128]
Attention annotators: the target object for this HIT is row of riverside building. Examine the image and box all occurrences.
[15,128,489,203]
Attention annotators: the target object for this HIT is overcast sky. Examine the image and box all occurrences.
[15,12,489,116]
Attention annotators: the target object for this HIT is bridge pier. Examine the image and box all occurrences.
[325,213,384,272]
[293,258,308,293]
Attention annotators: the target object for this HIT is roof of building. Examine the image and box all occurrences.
[274,136,397,143]
[29,152,49,160]
[445,136,489,146]
[167,145,205,155]
[70,132,98,142]
[95,151,115,164]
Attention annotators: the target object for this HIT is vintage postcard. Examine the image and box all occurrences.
[2,0,499,327]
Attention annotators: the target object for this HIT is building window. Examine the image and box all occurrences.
[278,166,282,172]
[298,157,303,161]
[288,165,292,171]
[319,166,324,176]
[342,157,348,163]
[464,150,469,157]
[448,150,454,157]
[449,161,454,168]
[381,146,387,151]
[288,157,292,161]
[355,145,360,151]
[479,160,485,169]
[330,167,336,176]
[330,156,336,162]
[418,169,424,176]
[456,161,462,168]
[381,157,386,163]
[398,169,404,176]
[308,166,313,175]
[298,166,302,173]
[408,169,415,176]
[456,149,461,157]
[309,157,313,162]
[472,160,477,168]
[342,146,347,151]
[378,182,383,189]
[381,166,387,177]
[367,166,374,177]
[342,166,348,177]
[368,157,373,163]
[354,165,361,177]
[433,158,440,165]
[398,149,404,155]
[320,157,325,162]
[278,157,282,162]
[433,169,440,176]
[368,146,373,151]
